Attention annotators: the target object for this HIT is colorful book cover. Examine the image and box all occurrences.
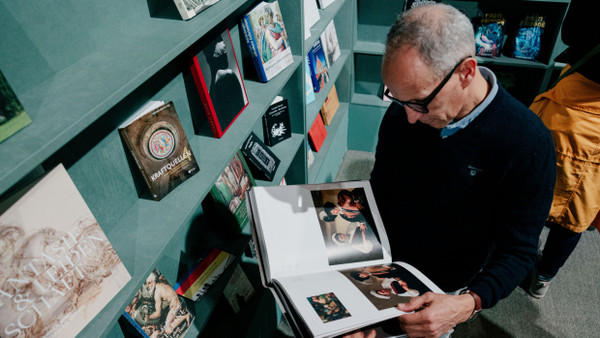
[262,96,291,147]
[320,19,341,69]
[190,29,248,138]
[174,248,235,301]
[308,115,327,152]
[0,164,131,337]
[307,39,329,93]
[511,14,545,61]
[209,151,255,228]
[241,1,294,82]
[305,56,316,104]
[119,101,199,201]
[172,0,220,20]
[0,69,31,143]
[123,268,194,338]
[474,13,505,57]
[320,84,340,126]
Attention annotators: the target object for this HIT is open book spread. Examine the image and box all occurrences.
[247,181,443,338]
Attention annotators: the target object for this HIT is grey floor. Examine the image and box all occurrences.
[335,150,600,338]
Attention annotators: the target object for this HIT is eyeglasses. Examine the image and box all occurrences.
[383,56,471,114]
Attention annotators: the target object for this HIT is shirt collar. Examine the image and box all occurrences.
[441,66,498,138]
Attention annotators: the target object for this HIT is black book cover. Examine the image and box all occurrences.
[262,97,291,147]
[240,132,280,181]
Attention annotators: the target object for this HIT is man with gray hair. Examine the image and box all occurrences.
[370,4,556,336]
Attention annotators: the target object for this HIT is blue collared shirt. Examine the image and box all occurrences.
[441,67,498,138]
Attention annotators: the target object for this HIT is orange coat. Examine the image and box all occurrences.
[530,68,600,233]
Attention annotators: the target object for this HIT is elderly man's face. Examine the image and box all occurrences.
[382,47,464,129]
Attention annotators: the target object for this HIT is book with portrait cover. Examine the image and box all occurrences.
[119,101,199,201]
[208,150,255,229]
[0,69,31,143]
[320,84,340,126]
[320,19,341,69]
[241,1,294,83]
[190,29,249,138]
[474,13,505,57]
[246,181,443,338]
[0,164,131,338]
[510,14,545,61]
[123,268,194,338]
[262,96,291,147]
[308,114,327,152]
[307,38,330,93]
[174,248,235,301]
[172,0,220,20]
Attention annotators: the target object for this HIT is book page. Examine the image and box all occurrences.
[274,262,441,338]
[248,181,392,282]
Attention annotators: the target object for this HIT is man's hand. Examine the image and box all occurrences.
[396,292,475,338]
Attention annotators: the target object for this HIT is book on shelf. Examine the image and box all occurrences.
[510,14,545,61]
[174,248,235,301]
[246,181,443,338]
[262,96,291,147]
[241,1,294,83]
[222,263,256,314]
[307,38,330,93]
[119,101,199,201]
[0,69,31,143]
[308,114,327,152]
[320,84,340,126]
[190,29,249,138]
[307,140,315,169]
[474,13,505,57]
[305,56,316,104]
[320,19,341,69]
[403,0,441,12]
[172,0,220,20]
[123,268,194,338]
[207,150,255,229]
[304,0,320,40]
[317,0,336,9]
[241,132,281,182]
[0,164,131,337]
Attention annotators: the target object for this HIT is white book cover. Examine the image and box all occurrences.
[304,0,320,40]
[320,19,341,69]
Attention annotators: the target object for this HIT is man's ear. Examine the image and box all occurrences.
[458,57,477,88]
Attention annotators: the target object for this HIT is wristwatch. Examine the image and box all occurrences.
[460,289,482,321]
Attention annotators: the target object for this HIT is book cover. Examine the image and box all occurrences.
[305,56,316,104]
[320,84,340,126]
[172,0,220,20]
[241,1,294,82]
[190,29,249,138]
[317,0,336,9]
[222,263,255,314]
[307,38,329,93]
[320,19,341,69]
[0,164,131,337]
[403,0,441,12]
[511,14,545,61]
[241,132,281,182]
[262,96,291,147]
[208,150,255,229]
[119,101,199,201]
[308,114,327,152]
[474,13,505,57]
[304,0,320,40]
[123,268,194,338]
[174,248,235,301]
[0,69,31,143]
[246,181,444,338]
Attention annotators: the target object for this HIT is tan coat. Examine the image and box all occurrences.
[530,68,600,233]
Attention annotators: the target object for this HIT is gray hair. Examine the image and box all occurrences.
[384,3,475,78]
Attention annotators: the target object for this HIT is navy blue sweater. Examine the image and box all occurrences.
[370,83,555,308]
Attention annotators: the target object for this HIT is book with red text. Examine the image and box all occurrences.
[190,29,249,138]
[0,164,131,337]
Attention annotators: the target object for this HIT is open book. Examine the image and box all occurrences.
[246,181,443,338]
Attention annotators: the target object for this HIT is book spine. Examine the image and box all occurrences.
[241,15,268,82]
[262,113,273,146]
[190,55,223,137]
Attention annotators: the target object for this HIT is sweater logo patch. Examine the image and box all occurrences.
[467,165,483,176]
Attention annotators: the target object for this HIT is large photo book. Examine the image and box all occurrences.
[246,181,443,338]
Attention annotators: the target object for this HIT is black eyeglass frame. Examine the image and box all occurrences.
[383,56,472,114]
